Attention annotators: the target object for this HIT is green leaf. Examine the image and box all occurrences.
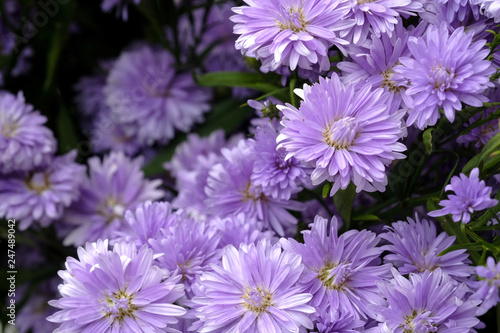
[423,128,434,154]
[56,103,79,154]
[333,183,356,230]
[351,214,380,222]
[322,183,331,199]
[196,72,280,93]
[438,243,484,256]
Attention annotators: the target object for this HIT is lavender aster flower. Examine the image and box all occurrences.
[471,257,500,315]
[457,109,499,148]
[435,0,481,22]
[428,167,498,223]
[338,21,417,111]
[231,0,354,72]
[149,215,222,295]
[165,130,227,179]
[395,23,495,129]
[47,241,186,332]
[209,213,276,249]
[0,91,56,174]
[344,0,422,45]
[281,215,391,319]
[111,201,178,247]
[312,311,365,333]
[17,279,59,333]
[370,268,480,333]
[477,0,500,22]
[205,139,304,236]
[63,152,164,246]
[104,44,211,145]
[277,74,406,196]
[192,240,315,332]
[101,0,140,20]
[0,151,86,230]
[251,119,310,200]
[380,215,474,280]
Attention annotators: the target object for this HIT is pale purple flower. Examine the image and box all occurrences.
[90,111,144,155]
[168,131,242,220]
[205,139,304,236]
[428,167,498,223]
[435,0,481,22]
[471,257,500,315]
[63,152,164,246]
[165,130,227,179]
[251,118,310,200]
[47,241,187,332]
[74,60,114,117]
[231,0,354,72]
[111,200,178,247]
[104,44,211,146]
[277,74,407,196]
[457,109,499,148]
[192,240,315,332]
[477,0,500,22]
[395,23,495,129]
[343,0,422,45]
[281,215,391,319]
[311,311,365,333]
[209,213,276,249]
[149,215,222,295]
[369,268,480,333]
[0,91,56,174]
[380,215,474,280]
[17,279,59,333]
[0,151,86,230]
[100,0,140,20]
[338,21,417,111]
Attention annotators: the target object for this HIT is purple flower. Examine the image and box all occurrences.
[192,240,315,332]
[277,74,406,196]
[167,131,242,219]
[16,279,59,333]
[281,215,391,319]
[311,311,365,333]
[90,111,145,156]
[231,0,354,72]
[205,139,304,236]
[104,44,211,146]
[0,151,86,230]
[457,109,499,148]
[435,0,481,22]
[47,241,187,332]
[165,130,227,179]
[395,23,494,129]
[150,218,219,276]
[343,0,422,45]
[338,21,418,111]
[380,215,474,280]
[471,257,500,315]
[251,118,310,200]
[63,152,164,246]
[370,268,480,333]
[477,0,500,22]
[428,167,498,223]
[149,215,222,295]
[100,0,140,20]
[111,200,178,247]
[0,91,56,174]
[74,60,114,117]
[209,213,276,249]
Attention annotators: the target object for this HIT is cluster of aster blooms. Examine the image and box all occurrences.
[0,0,500,332]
